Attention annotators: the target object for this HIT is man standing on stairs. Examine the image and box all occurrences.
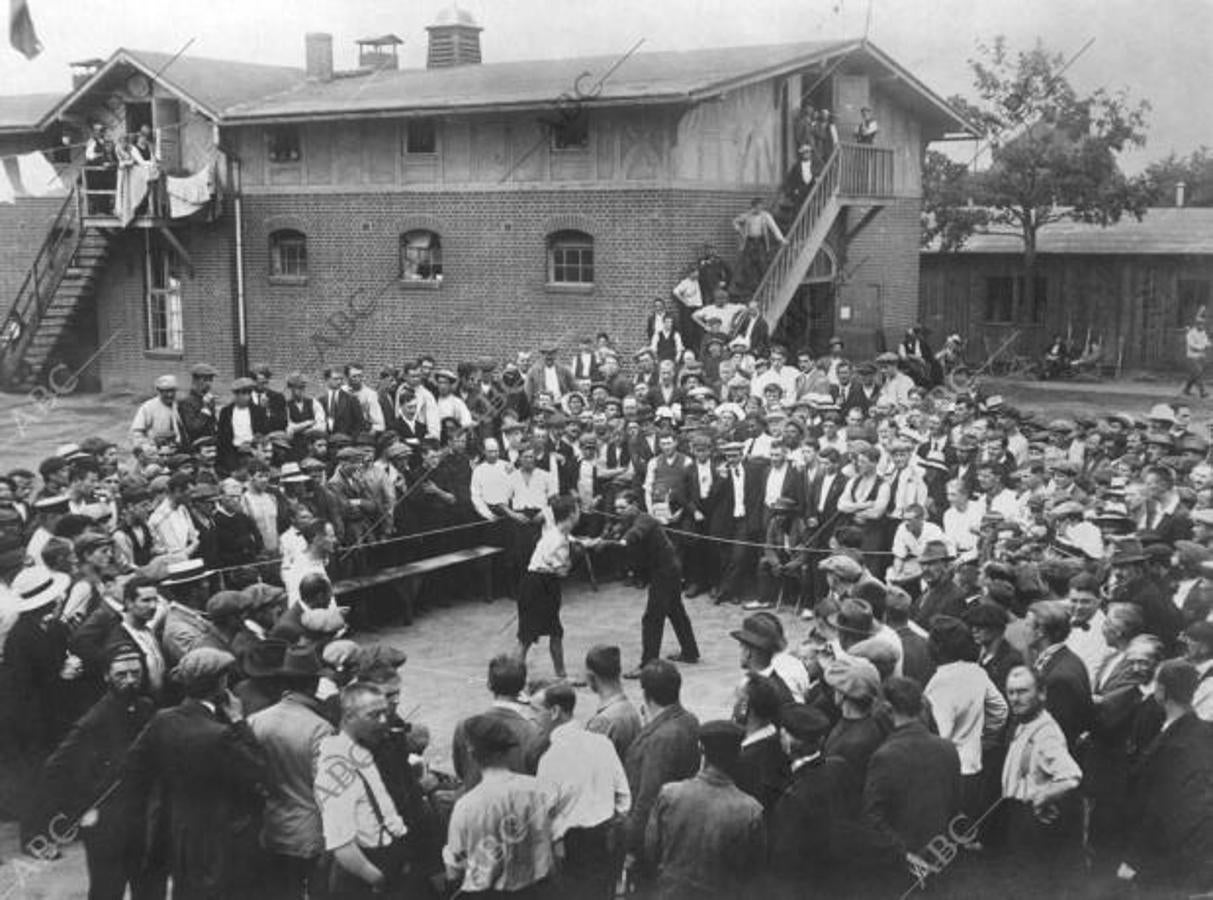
[781,144,816,225]
[733,198,787,298]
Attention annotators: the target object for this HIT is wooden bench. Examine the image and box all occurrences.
[333,545,504,625]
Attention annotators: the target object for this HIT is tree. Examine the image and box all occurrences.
[921,149,988,251]
[925,37,1153,323]
[1144,146,1213,207]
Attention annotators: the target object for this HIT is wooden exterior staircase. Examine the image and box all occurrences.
[755,143,895,329]
[0,186,113,390]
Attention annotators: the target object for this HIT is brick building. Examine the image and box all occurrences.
[0,11,970,392]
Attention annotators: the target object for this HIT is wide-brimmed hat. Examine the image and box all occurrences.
[1109,539,1147,566]
[243,639,290,678]
[730,614,783,652]
[279,462,310,483]
[826,598,877,638]
[11,567,70,614]
[919,540,954,565]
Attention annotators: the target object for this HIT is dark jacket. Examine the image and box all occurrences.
[1125,713,1213,889]
[1036,644,1094,750]
[621,512,682,582]
[644,768,766,900]
[896,625,937,687]
[623,704,701,855]
[862,720,961,864]
[708,458,768,539]
[126,699,270,899]
[735,731,790,817]
[317,389,365,438]
[769,754,861,890]
[979,638,1024,698]
[43,691,155,850]
[216,403,270,472]
[251,388,288,433]
[450,703,542,791]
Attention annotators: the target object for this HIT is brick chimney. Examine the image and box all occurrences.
[1177,180,1187,208]
[305,32,334,82]
[426,5,482,69]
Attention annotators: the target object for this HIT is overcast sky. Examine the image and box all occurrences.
[3,0,1209,172]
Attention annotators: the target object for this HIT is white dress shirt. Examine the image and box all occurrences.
[508,468,555,511]
[471,459,514,520]
[764,463,790,507]
[535,721,631,840]
[1065,609,1112,683]
[925,660,1008,775]
[230,405,254,446]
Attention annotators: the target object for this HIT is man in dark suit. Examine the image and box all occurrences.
[734,675,790,818]
[862,677,961,880]
[758,443,804,531]
[1121,660,1213,893]
[451,654,542,790]
[769,705,860,897]
[125,648,270,900]
[683,433,721,597]
[804,447,847,597]
[709,442,767,606]
[216,378,270,473]
[317,367,365,437]
[622,661,701,885]
[841,363,881,417]
[571,335,599,386]
[613,491,701,670]
[44,645,163,900]
[250,364,288,433]
[1027,600,1093,750]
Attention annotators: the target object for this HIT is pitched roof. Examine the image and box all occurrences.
[0,93,62,133]
[41,48,304,124]
[928,209,1213,256]
[223,39,855,120]
[222,38,969,134]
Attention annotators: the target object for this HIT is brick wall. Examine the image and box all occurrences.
[79,187,922,391]
[92,216,239,391]
[0,197,65,314]
[238,188,759,377]
[836,196,921,356]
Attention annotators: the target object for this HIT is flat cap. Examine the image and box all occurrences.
[206,590,250,618]
[822,656,881,702]
[819,554,863,581]
[172,648,236,687]
[190,363,218,377]
[231,377,256,392]
[154,374,178,390]
[698,719,745,751]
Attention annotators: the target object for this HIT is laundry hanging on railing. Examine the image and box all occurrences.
[114,159,152,227]
[165,158,215,219]
[0,152,67,202]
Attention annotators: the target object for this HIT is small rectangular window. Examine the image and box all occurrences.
[405,118,437,155]
[270,230,308,279]
[551,111,590,151]
[267,126,301,163]
[984,276,1014,323]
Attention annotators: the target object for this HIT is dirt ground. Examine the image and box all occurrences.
[0,374,1206,898]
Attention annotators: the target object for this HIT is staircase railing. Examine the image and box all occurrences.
[752,143,895,323]
[0,184,84,387]
[752,147,842,320]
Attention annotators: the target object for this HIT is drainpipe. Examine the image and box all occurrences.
[232,155,249,376]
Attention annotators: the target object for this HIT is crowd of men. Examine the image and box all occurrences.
[2,320,1213,899]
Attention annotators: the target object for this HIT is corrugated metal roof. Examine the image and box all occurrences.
[0,93,62,131]
[222,39,860,120]
[929,208,1213,256]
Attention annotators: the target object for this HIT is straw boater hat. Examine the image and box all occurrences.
[11,567,70,614]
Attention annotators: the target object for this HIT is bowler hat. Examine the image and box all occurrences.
[278,644,324,679]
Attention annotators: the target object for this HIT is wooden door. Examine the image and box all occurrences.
[833,75,871,142]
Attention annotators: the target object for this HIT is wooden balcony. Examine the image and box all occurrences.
[837,143,895,200]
